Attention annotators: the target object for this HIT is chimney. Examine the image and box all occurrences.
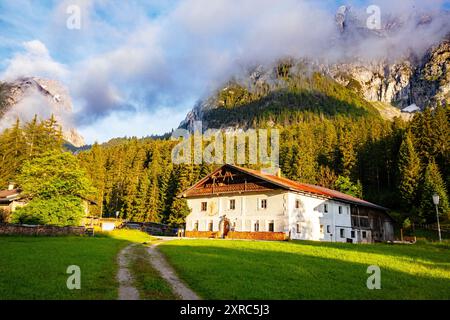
[8,182,15,191]
[261,167,282,177]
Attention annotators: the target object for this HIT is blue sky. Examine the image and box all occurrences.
[0,0,449,144]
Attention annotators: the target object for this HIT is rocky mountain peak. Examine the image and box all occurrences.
[0,77,85,147]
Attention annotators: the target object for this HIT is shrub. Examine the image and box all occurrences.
[10,196,85,227]
[0,208,10,223]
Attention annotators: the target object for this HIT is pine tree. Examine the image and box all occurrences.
[398,131,421,211]
[0,119,26,186]
[419,161,449,223]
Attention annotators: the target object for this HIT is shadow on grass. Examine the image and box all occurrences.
[158,241,450,300]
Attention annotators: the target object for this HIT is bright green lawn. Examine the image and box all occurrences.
[159,239,450,300]
[0,229,154,300]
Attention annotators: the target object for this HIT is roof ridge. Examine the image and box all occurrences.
[224,164,388,211]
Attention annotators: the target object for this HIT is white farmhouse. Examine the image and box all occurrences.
[181,164,394,243]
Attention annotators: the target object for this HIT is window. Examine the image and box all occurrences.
[201,202,207,211]
[351,230,355,238]
[260,199,267,209]
[254,221,260,232]
[338,206,342,214]
[362,231,367,239]
[295,200,301,209]
[194,221,199,231]
[296,223,301,233]
[320,225,324,234]
[208,221,213,231]
[229,199,236,210]
[324,204,328,213]
[326,225,331,233]
[340,228,345,238]
[268,222,274,232]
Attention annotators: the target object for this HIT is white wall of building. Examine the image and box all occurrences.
[186,191,374,243]
[287,193,353,243]
[186,191,288,233]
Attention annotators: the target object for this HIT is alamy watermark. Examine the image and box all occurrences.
[66,265,81,290]
[66,5,81,30]
[366,265,381,289]
[366,5,382,30]
[171,121,279,169]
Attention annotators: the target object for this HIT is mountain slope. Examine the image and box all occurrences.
[0,77,84,147]
[181,7,450,130]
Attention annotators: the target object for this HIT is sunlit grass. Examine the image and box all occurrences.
[0,229,154,300]
[97,229,155,243]
[159,239,450,300]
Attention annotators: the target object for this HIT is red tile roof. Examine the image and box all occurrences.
[0,188,21,200]
[183,164,388,211]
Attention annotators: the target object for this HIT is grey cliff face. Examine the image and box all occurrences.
[180,7,450,129]
[328,38,450,108]
[0,77,85,147]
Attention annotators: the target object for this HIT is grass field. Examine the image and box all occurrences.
[0,229,154,300]
[159,239,450,300]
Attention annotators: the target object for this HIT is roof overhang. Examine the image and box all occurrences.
[180,164,390,213]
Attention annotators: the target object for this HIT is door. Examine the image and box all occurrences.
[219,218,230,238]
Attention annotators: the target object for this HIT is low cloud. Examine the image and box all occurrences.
[1,0,449,142]
[1,40,68,81]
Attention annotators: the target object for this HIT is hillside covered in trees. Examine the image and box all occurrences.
[73,104,449,226]
[0,67,449,227]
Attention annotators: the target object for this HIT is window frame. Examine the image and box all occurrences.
[324,204,328,213]
[229,199,236,210]
[268,222,274,232]
[201,202,207,212]
[254,220,260,232]
[208,221,213,232]
[340,228,345,238]
[260,199,267,209]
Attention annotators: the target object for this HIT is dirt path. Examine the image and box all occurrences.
[117,244,140,300]
[147,241,201,300]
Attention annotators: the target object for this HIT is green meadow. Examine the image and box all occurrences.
[0,229,154,300]
[1,231,449,300]
[159,239,450,300]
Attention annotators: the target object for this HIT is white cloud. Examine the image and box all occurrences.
[1,0,449,144]
[1,40,68,81]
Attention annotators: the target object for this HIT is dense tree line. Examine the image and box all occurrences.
[0,69,448,226]
[0,116,93,226]
[73,104,449,226]
[0,115,63,187]
[77,139,214,224]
